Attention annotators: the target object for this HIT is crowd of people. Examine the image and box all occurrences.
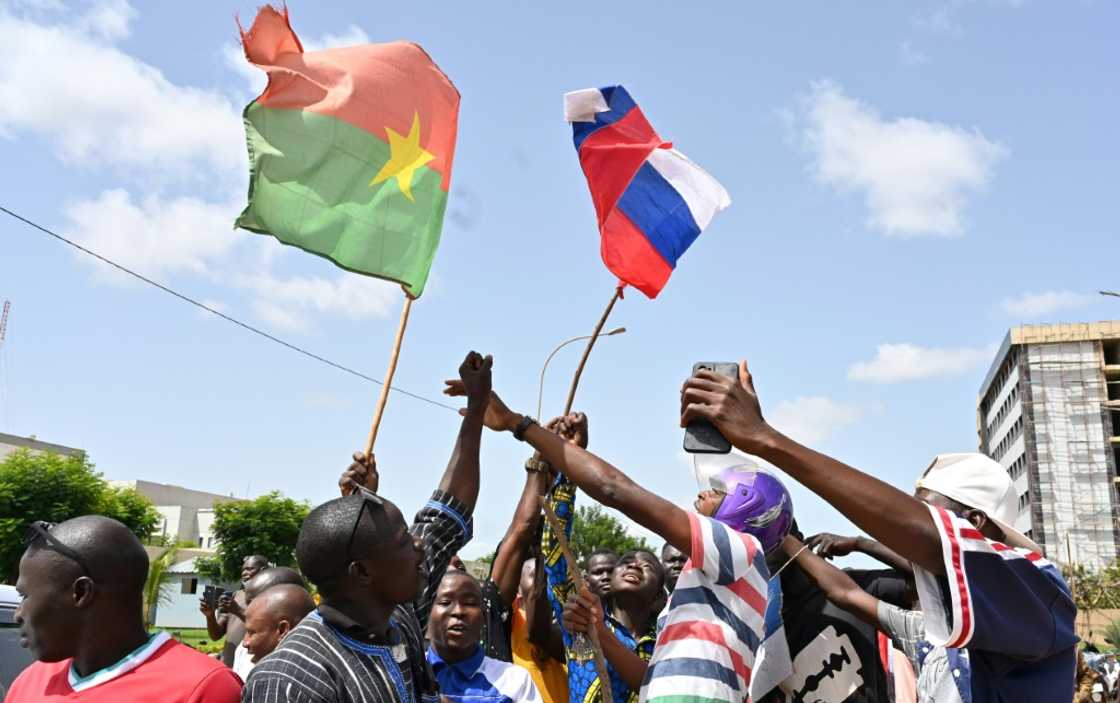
[5,351,1096,702]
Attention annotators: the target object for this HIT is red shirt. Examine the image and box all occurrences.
[4,634,242,702]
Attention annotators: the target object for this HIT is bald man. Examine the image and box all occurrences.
[8,516,241,702]
[242,585,315,668]
[231,568,308,678]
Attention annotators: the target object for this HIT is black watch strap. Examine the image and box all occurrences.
[513,416,537,441]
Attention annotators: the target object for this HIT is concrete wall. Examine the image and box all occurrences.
[0,432,83,461]
[1077,609,1120,648]
[151,572,233,629]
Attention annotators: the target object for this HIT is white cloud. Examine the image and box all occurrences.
[303,25,370,51]
[768,396,863,445]
[0,8,244,178]
[223,24,372,97]
[7,5,401,336]
[63,189,243,281]
[236,271,398,323]
[76,0,135,40]
[798,81,1006,236]
[1000,290,1098,319]
[848,343,992,383]
[899,41,929,67]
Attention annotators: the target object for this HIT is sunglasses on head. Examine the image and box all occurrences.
[345,482,386,566]
[23,521,92,578]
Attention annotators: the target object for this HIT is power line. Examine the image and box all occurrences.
[1,204,459,413]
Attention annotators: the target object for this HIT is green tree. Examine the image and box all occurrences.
[144,540,195,627]
[195,491,310,583]
[1063,561,1120,610]
[0,449,161,583]
[569,505,652,566]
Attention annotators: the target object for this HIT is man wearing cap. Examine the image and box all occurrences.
[682,361,1078,703]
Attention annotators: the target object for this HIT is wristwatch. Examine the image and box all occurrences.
[513,415,537,441]
[525,456,551,473]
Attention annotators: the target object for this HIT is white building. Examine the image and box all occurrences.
[977,321,1120,569]
[107,480,240,551]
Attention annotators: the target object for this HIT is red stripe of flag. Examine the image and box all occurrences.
[577,107,661,228]
[600,208,671,297]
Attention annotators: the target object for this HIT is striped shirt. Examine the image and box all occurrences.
[427,645,543,703]
[640,512,769,703]
[242,490,473,703]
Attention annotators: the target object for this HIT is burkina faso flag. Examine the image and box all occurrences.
[235,6,459,298]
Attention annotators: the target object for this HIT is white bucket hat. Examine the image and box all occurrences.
[915,452,1042,552]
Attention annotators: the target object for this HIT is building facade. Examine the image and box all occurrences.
[977,321,1120,569]
[107,479,238,550]
[0,432,83,461]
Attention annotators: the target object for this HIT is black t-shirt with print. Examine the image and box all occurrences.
[478,578,513,662]
[759,566,911,703]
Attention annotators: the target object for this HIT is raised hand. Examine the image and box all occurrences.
[561,584,604,636]
[806,533,861,560]
[198,598,214,617]
[444,353,519,433]
[340,451,379,496]
[680,360,777,455]
[557,412,589,449]
[217,593,242,620]
[458,351,493,405]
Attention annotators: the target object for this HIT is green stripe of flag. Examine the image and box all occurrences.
[236,103,447,297]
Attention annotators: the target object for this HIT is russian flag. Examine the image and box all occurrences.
[564,86,731,298]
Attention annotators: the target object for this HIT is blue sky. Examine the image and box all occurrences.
[1,0,1117,560]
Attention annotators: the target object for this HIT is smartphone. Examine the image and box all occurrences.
[203,584,219,608]
[683,362,738,454]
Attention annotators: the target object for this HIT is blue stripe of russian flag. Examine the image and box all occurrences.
[616,161,702,269]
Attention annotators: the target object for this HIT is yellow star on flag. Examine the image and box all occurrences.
[370,111,435,202]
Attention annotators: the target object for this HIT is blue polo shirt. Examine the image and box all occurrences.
[914,505,1077,702]
[427,645,542,703]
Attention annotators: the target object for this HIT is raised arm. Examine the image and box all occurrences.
[436,351,491,510]
[443,366,692,555]
[807,533,914,575]
[681,362,945,575]
[780,535,879,626]
[490,460,549,607]
[525,552,566,662]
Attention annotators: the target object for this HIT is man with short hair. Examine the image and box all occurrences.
[658,543,686,594]
[7,516,241,702]
[242,351,492,703]
[584,548,618,601]
[199,554,268,668]
[231,567,308,678]
[241,585,315,667]
[682,360,1078,702]
[426,570,541,703]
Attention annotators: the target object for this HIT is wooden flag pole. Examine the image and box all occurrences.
[562,287,622,415]
[540,499,614,703]
[364,294,414,460]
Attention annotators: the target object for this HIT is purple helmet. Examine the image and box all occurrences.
[711,465,793,553]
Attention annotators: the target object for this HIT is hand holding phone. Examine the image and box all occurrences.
[683,362,738,454]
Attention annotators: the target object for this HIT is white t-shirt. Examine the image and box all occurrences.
[232,642,255,680]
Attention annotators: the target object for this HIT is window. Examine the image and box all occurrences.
[197,537,203,547]
[181,577,198,594]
